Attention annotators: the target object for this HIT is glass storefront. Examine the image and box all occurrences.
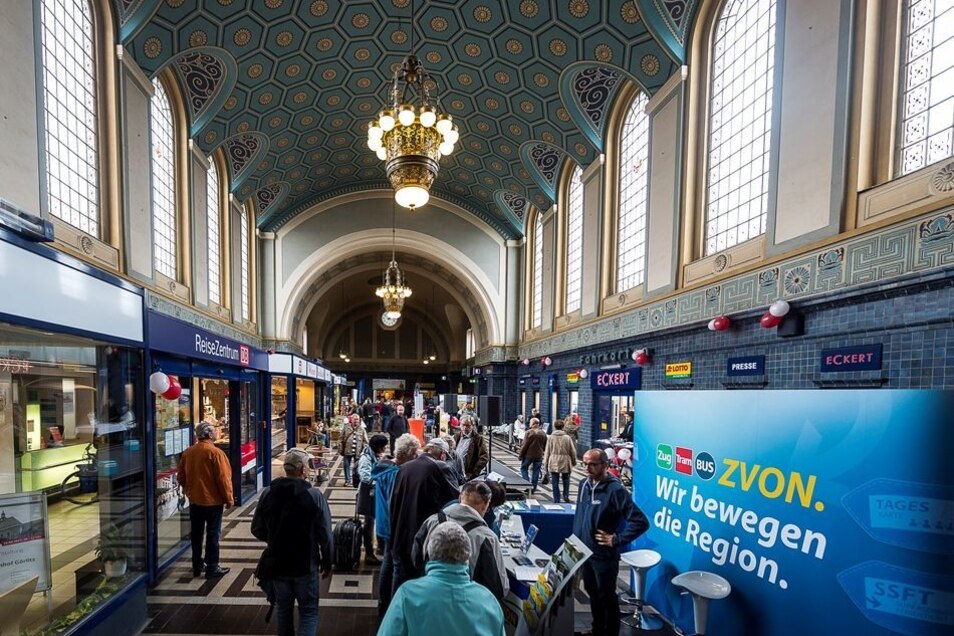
[155,378,191,566]
[0,322,146,634]
[270,377,287,458]
[294,378,316,445]
[239,376,258,498]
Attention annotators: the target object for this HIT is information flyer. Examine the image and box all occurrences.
[0,492,52,593]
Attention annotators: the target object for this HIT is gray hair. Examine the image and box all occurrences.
[441,434,456,450]
[426,521,471,565]
[195,422,215,440]
[460,479,492,505]
[459,414,476,427]
[394,433,421,462]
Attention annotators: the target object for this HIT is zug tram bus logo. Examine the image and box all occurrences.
[657,444,715,480]
[655,443,823,510]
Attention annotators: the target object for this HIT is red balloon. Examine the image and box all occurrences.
[162,376,182,401]
[635,351,651,365]
[760,312,783,329]
[713,316,731,331]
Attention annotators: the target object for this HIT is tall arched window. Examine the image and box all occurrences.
[898,0,954,176]
[150,77,177,280]
[617,91,651,292]
[532,214,543,329]
[240,207,250,322]
[39,0,100,236]
[705,0,777,256]
[207,160,221,305]
[564,166,584,314]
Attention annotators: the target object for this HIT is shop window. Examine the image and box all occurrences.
[239,378,258,496]
[897,0,954,176]
[704,0,778,256]
[207,160,221,305]
[564,166,584,314]
[150,77,177,280]
[616,91,650,292]
[38,0,100,237]
[155,376,192,565]
[270,377,287,458]
[0,322,145,633]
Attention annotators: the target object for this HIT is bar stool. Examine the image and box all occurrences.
[620,549,663,630]
[671,571,731,635]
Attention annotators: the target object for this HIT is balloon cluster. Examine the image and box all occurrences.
[541,356,552,367]
[707,315,732,331]
[149,372,182,401]
[632,349,652,366]
[760,300,790,329]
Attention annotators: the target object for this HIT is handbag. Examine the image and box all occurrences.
[254,549,278,622]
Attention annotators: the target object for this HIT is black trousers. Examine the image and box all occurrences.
[582,557,621,636]
[189,503,224,572]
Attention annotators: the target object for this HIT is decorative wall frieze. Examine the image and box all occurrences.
[145,290,263,347]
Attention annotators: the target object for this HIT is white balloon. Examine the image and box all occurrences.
[605,447,617,461]
[149,372,170,394]
[707,318,717,331]
[769,300,790,317]
[618,448,632,461]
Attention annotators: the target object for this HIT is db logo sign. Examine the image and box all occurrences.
[239,345,250,366]
[695,451,716,480]
[675,447,693,475]
[656,444,673,470]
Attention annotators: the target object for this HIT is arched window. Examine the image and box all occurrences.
[207,160,221,305]
[38,0,100,236]
[150,77,177,280]
[617,91,651,291]
[532,214,543,329]
[704,0,778,256]
[240,207,250,322]
[564,166,584,314]
[898,0,954,176]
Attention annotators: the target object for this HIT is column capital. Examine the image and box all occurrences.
[506,238,525,248]
[258,231,276,240]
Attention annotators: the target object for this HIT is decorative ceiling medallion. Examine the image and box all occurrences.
[569,0,590,19]
[549,39,567,56]
[534,73,550,87]
[316,38,333,51]
[494,71,511,84]
[520,0,539,18]
[621,1,641,23]
[143,37,162,58]
[233,28,251,46]
[641,54,661,76]
[465,43,481,57]
[310,1,328,17]
[189,30,207,47]
[594,44,613,62]
[285,64,301,77]
[474,6,492,22]
[352,13,370,29]
[431,16,448,31]
[506,39,523,55]
[275,31,294,47]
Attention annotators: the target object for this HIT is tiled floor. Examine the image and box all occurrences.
[141,439,676,636]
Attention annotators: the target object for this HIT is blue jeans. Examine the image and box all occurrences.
[377,538,393,618]
[343,455,354,485]
[550,472,571,503]
[391,549,417,596]
[274,571,319,636]
[189,504,223,572]
[582,558,621,636]
[521,458,542,490]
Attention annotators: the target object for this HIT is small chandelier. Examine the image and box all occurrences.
[366,18,458,209]
[375,205,412,319]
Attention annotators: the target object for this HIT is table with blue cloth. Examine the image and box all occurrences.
[513,503,576,554]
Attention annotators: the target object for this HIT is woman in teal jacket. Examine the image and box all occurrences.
[378,521,504,636]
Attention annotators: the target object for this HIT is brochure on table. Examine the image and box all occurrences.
[502,533,592,636]
[0,492,52,593]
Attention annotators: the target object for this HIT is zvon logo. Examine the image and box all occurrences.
[656,444,673,470]
[695,451,716,480]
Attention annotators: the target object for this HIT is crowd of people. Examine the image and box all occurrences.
[180,398,647,636]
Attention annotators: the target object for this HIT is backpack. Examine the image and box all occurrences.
[333,517,363,571]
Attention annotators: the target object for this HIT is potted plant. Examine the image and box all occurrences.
[94,523,131,578]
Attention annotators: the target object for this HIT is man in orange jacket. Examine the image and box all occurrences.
[179,421,234,578]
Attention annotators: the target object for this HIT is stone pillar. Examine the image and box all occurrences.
[259,232,276,339]
[505,239,523,345]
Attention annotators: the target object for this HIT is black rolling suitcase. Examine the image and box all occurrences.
[333,516,362,571]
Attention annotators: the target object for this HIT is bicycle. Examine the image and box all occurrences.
[60,443,99,505]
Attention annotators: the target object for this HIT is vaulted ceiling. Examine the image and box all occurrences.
[119,0,699,238]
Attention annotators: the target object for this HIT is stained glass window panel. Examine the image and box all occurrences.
[150,78,177,280]
[617,92,650,292]
[565,166,584,314]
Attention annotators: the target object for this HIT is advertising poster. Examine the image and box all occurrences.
[0,492,52,593]
[632,390,954,636]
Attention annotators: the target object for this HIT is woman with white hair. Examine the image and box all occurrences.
[378,522,504,636]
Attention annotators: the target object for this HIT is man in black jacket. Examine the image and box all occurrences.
[573,448,649,636]
[388,438,460,593]
[252,449,333,636]
[384,403,410,455]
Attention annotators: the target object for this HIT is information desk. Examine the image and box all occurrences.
[512,503,576,554]
[499,514,592,636]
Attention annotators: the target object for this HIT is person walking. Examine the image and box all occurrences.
[543,419,578,503]
[361,397,377,431]
[454,415,489,480]
[384,403,410,455]
[509,414,525,451]
[338,413,368,487]
[379,522,505,636]
[357,434,389,565]
[573,448,650,636]
[251,449,333,636]
[518,417,547,494]
[373,433,421,618]
[178,421,233,578]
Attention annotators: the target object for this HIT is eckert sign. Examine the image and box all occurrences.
[820,344,882,372]
[590,368,642,391]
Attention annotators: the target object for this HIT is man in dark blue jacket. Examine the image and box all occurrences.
[573,448,649,636]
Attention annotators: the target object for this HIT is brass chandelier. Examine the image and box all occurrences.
[375,205,412,319]
[366,13,458,209]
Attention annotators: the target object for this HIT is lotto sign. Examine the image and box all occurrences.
[632,390,954,636]
[665,362,692,378]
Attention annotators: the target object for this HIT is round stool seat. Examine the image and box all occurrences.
[621,549,661,570]
[672,571,731,600]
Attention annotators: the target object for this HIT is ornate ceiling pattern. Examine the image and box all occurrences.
[560,62,626,153]
[215,132,271,192]
[168,48,237,136]
[123,0,684,237]
[494,190,529,229]
[520,141,573,203]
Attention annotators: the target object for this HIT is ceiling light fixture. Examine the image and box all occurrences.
[375,203,412,319]
[366,2,458,210]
